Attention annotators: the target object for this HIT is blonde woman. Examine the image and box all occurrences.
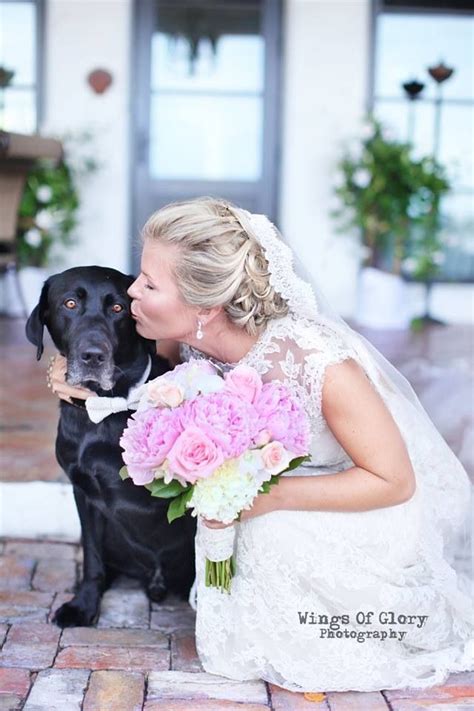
[49,197,472,693]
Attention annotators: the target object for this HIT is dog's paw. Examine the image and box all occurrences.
[147,572,168,603]
[53,600,98,628]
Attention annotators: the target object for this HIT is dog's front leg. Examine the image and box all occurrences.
[53,486,107,627]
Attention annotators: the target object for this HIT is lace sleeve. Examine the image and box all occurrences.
[244,318,361,435]
[300,326,361,433]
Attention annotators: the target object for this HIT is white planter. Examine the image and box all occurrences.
[18,267,50,316]
[356,267,411,329]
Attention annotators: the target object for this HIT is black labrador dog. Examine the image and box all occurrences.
[26,266,196,627]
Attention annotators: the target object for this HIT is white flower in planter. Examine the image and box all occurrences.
[36,185,53,203]
[432,252,446,265]
[407,200,423,219]
[402,258,418,274]
[24,228,43,247]
[35,209,55,231]
[353,168,371,189]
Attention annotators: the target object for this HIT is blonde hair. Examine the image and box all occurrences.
[141,197,289,336]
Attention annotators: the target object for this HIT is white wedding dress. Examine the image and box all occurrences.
[181,313,473,693]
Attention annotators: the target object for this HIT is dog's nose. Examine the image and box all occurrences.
[80,347,106,367]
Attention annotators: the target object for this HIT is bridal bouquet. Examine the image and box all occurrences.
[119,359,311,593]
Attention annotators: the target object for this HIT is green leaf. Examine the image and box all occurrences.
[259,475,280,494]
[283,454,312,472]
[167,487,194,524]
[257,456,312,495]
[119,466,129,480]
[149,479,190,499]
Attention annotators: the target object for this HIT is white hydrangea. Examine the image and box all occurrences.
[187,454,272,524]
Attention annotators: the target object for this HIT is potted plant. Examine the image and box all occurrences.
[15,158,79,311]
[332,118,450,328]
[14,131,99,312]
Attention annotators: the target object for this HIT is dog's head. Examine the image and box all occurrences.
[26,266,154,391]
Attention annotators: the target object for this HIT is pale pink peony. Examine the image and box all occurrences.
[261,441,291,475]
[167,426,224,484]
[254,429,272,447]
[166,358,216,381]
[120,407,183,484]
[147,379,184,408]
[224,365,263,404]
[254,382,310,455]
[179,391,258,458]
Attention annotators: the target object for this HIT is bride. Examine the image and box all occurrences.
[50,197,473,693]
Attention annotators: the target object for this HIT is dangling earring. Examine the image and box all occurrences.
[196,319,204,340]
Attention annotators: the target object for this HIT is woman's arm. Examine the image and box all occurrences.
[205,358,417,528]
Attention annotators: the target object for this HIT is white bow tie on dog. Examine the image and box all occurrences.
[85,356,152,424]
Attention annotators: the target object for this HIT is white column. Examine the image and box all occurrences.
[41,0,132,273]
[279,0,371,317]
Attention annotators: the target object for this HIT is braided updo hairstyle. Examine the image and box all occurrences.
[141,197,289,336]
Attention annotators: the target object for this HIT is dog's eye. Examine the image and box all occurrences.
[112,304,124,313]
[64,299,77,309]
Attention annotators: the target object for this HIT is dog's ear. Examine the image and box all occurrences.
[25,279,50,361]
[125,273,137,291]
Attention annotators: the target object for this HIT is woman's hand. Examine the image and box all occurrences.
[201,519,233,529]
[47,354,96,403]
[239,487,280,522]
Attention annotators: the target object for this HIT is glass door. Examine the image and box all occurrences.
[132,0,282,263]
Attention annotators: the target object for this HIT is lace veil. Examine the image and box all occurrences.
[238,210,472,588]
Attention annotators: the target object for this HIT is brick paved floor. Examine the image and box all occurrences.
[0,539,472,710]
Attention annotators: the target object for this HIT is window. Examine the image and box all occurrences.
[0,0,42,133]
[372,2,474,281]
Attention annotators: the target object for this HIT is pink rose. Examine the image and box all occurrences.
[261,441,291,475]
[254,429,272,447]
[147,379,184,408]
[167,426,224,484]
[224,365,263,404]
